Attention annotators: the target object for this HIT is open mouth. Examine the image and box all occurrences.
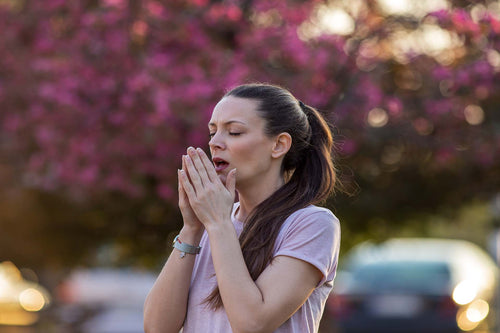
[213,157,229,172]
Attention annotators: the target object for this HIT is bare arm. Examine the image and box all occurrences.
[143,227,203,333]
[143,158,205,333]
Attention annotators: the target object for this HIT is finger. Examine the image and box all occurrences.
[179,169,197,200]
[182,155,192,182]
[196,148,218,182]
[184,154,203,192]
[181,156,188,181]
[182,155,198,194]
[187,147,210,184]
[226,168,237,199]
[178,169,187,198]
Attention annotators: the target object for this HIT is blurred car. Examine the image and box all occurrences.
[55,267,156,333]
[0,261,51,326]
[325,238,499,333]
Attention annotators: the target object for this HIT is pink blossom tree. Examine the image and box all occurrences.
[0,0,498,266]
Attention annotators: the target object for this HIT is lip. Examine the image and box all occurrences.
[212,157,229,173]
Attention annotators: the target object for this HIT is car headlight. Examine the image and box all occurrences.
[452,280,477,305]
[456,299,490,331]
[18,288,46,312]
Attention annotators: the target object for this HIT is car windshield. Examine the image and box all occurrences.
[349,261,451,294]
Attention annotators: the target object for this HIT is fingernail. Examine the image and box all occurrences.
[187,147,195,152]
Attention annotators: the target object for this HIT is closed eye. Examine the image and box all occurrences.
[208,132,242,138]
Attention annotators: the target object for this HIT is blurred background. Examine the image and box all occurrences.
[0,0,499,332]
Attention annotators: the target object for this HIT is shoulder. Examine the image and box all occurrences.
[273,205,341,284]
[286,205,339,229]
[278,205,340,241]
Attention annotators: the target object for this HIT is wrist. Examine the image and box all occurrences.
[179,226,204,245]
[172,235,201,258]
[204,218,234,235]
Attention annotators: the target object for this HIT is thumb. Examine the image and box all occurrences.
[226,168,237,198]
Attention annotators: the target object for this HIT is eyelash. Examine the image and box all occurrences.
[209,132,241,138]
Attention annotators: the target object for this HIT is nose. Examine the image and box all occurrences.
[208,132,226,151]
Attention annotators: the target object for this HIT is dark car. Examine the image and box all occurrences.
[324,238,499,333]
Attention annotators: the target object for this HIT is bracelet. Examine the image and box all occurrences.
[172,235,201,258]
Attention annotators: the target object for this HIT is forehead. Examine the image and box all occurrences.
[209,96,263,126]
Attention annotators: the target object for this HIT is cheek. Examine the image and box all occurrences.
[229,136,274,168]
[231,142,256,160]
[234,145,272,171]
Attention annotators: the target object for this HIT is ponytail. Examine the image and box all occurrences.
[204,84,336,309]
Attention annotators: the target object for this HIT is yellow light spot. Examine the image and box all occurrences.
[0,310,39,326]
[464,105,484,125]
[457,309,480,331]
[19,288,45,312]
[298,5,354,41]
[487,50,500,68]
[466,299,489,323]
[367,108,389,127]
[377,0,449,17]
[452,280,477,305]
[317,7,355,36]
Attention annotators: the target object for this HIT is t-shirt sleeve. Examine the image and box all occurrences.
[273,208,341,287]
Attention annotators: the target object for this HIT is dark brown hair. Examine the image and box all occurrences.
[205,83,336,309]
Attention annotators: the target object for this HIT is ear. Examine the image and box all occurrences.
[271,132,292,159]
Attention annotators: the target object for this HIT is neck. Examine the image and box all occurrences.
[236,174,284,222]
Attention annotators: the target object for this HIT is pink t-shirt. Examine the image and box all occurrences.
[183,202,341,333]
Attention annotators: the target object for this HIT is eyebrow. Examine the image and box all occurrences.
[208,120,246,127]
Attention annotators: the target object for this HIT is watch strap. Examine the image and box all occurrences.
[173,235,201,257]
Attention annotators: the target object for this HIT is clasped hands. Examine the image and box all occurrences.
[177,147,236,230]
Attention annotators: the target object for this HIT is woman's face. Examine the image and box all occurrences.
[208,96,277,187]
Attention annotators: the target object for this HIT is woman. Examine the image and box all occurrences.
[144,83,341,333]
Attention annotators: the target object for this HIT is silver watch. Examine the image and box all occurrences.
[172,235,202,258]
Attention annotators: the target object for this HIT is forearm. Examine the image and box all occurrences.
[143,227,203,333]
[206,222,271,333]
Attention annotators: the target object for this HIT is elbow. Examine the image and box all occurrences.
[143,310,183,333]
[143,309,156,333]
[143,320,176,333]
[143,297,185,333]
[143,303,171,333]
[143,321,154,333]
[143,299,155,333]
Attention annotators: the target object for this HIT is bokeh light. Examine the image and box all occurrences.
[464,105,485,125]
[465,299,489,323]
[452,280,478,305]
[19,288,46,312]
[367,108,389,127]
